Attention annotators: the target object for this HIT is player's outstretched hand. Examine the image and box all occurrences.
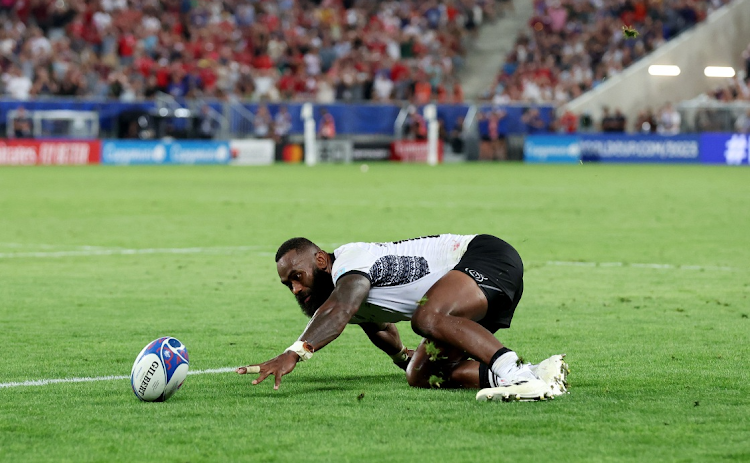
[237,351,299,390]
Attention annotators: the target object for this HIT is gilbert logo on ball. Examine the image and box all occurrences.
[131,337,189,402]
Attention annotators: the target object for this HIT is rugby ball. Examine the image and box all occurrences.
[131,337,189,402]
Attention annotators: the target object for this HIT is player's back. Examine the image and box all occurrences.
[332,234,476,324]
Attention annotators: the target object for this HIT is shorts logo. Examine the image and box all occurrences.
[466,268,487,282]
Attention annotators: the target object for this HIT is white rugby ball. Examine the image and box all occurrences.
[131,336,189,402]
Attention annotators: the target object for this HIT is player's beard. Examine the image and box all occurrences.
[296,267,334,318]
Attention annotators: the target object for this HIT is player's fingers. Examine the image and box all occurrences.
[236,365,261,375]
[273,373,282,390]
[251,370,271,385]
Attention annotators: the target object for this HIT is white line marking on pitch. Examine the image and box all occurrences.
[0,244,735,272]
[0,246,268,259]
[0,244,343,259]
[543,261,733,271]
[0,367,238,389]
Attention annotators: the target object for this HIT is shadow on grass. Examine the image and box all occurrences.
[233,372,407,398]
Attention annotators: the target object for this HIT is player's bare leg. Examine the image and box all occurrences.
[410,270,504,364]
[409,270,551,400]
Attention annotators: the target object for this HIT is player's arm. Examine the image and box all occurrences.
[359,322,414,370]
[237,273,371,389]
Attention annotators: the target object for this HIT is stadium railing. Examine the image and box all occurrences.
[0,97,555,140]
[677,100,750,133]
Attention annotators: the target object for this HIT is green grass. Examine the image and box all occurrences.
[0,163,749,462]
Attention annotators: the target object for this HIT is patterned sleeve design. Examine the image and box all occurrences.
[369,255,430,287]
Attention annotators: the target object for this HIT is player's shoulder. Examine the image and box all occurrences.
[331,242,381,282]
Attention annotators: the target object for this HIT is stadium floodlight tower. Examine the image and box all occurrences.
[424,104,438,166]
[302,102,317,166]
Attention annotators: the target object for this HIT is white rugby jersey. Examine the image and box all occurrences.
[331,234,476,324]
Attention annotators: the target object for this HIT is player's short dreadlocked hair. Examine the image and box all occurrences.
[275,237,319,262]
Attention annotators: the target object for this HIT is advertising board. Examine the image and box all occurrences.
[523,135,580,163]
[390,140,444,163]
[101,140,231,165]
[230,139,275,166]
[579,134,700,163]
[700,133,749,165]
[0,140,100,165]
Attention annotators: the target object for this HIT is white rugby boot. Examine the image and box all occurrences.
[476,363,552,402]
[530,354,569,396]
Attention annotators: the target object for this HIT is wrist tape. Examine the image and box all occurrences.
[285,341,314,361]
[389,346,409,363]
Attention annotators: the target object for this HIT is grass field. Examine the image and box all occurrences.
[1,163,749,463]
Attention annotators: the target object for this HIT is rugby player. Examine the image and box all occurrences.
[237,234,568,401]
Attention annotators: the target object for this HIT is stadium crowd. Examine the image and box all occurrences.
[0,0,509,104]
[485,0,735,105]
[2,0,746,138]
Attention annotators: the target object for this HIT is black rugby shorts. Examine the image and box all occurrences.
[454,234,524,331]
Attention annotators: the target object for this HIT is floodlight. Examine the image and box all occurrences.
[648,65,681,76]
[704,66,735,78]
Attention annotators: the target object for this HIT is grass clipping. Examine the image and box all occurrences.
[622,25,638,38]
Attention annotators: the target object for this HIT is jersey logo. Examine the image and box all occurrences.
[466,268,488,283]
[370,255,429,287]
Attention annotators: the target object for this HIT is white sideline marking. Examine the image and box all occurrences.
[0,246,268,259]
[0,243,734,272]
[544,261,732,271]
[0,367,238,389]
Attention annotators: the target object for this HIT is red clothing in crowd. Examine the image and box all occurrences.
[119,33,137,58]
[414,80,432,104]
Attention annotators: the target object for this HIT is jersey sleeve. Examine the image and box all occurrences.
[331,245,376,285]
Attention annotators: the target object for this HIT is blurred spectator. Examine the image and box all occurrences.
[412,71,433,105]
[316,75,336,104]
[372,71,394,102]
[557,110,578,133]
[3,65,32,99]
[521,107,547,134]
[657,102,681,134]
[608,108,627,133]
[274,105,292,144]
[30,67,58,96]
[613,108,628,133]
[600,107,617,132]
[451,78,464,104]
[705,75,750,102]
[195,105,218,140]
[578,112,595,132]
[735,109,750,134]
[318,108,336,140]
[450,116,466,153]
[478,108,507,160]
[253,104,272,139]
[11,106,32,138]
[438,117,450,144]
[634,108,658,134]
[404,105,427,141]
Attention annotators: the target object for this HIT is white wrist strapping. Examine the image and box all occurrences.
[389,346,409,363]
[285,341,314,361]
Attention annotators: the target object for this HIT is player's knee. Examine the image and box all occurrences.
[411,306,439,339]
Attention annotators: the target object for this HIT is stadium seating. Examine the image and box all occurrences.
[0,0,504,104]
[486,0,737,106]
